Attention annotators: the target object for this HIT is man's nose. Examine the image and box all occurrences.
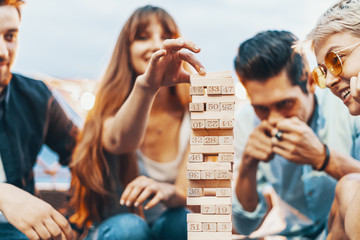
[0,38,8,59]
[268,110,283,122]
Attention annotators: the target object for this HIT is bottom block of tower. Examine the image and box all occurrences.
[188,231,232,240]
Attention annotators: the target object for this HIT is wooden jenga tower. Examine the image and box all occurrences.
[187,71,235,240]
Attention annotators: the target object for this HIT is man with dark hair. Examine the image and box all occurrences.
[232,30,360,238]
[0,1,77,239]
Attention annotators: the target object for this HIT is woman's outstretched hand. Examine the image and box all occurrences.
[137,37,206,92]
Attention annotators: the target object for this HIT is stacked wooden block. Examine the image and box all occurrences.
[187,71,235,240]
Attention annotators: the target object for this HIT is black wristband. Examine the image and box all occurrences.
[315,144,330,171]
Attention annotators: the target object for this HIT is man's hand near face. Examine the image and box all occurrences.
[270,117,325,169]
[236,120,275,212]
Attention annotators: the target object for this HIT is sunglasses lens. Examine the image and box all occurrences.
[325,52,342,76]
[312,66,326,89]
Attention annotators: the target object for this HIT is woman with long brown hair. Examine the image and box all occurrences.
[68,5,205,240]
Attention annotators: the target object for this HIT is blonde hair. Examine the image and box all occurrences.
[307,0,360,49]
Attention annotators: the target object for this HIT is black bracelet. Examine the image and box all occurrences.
[316,144,330,171]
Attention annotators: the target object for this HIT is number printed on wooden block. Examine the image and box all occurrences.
[215,170,231,179]
[219,136,233,145]
[207,86,221,95]
[188,153,203,163]
[204,136,219,145]
[221,85,235,95]
[190,86,205,95]
[220,119,234,129]
[217,222,232,232]
[216,205,232,214]
[191,136,204,145]
[206,102,220,111]
[220,102,234,111]
[187,170,200,180]
[216,188,232,197]
[201,170,215,180]
[205,119,219,129]
[188,188,202,197]
[218,153,234,162]
[202,222,217,232]
[201,205,216,214]
[191,119,205,129]
[188,223,202,232]
[189,103,204,112]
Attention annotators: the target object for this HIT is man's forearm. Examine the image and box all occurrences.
[236,155,260,211]
[324,149,360,180]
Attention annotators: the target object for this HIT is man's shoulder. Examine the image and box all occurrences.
[11,73,51,97]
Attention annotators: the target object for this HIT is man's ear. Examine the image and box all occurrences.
[306,70,317,94]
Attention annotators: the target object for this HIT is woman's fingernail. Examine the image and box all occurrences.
[126,201,131,206]
[120,199,124,205]
[178,38,185,44]
[194,45,199,50]
[134,202,139,207]
[200,67,206,74]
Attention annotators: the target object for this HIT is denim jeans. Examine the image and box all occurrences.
[0,222,28,240]
[85,207,189,240]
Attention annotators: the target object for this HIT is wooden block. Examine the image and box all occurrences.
[189,103,204,112]
[217,222,232,232]
[220,102,235,111]
[219,136,233,145]
[190,136,203,145]
[191,71,232,79]
[190,78,234,87]
[207,86,222,95]
[187,170,200,180]
[205,119,219,129]
[188,153,203,163]
[215,170,232,180]
[216,205,232,214]
[204,136,219,145]
[187,196,231,205]
[188,188,202,197]
[191,111,234,120]
[206,102,220,111]
[190,86,205,95]
[200,170,215,180]
[192,129,233,137]
[203,188,217,196]
[216,188,232,197]
[188,223,202,232]
[187,213,232,223]
[192,95,236,103]
[218,153,234,162]
[190,145,234,154]
[201,205,216,214]
[189,180,231,188]
[187,162,232,171]
[191,119,205,129]
[188,232,232,239]
[219,119,234,129]
[221,85,235,95]
[202,222,217,232]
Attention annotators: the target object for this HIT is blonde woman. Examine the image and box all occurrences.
[308,0,360,239]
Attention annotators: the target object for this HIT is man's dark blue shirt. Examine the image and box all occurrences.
[0,73,78,194]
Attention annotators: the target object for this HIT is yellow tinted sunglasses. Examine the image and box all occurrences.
[312,41,360,89]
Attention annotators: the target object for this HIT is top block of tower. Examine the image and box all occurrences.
[190,71,235,88]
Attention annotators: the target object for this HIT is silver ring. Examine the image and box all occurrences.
[275,130,283,141]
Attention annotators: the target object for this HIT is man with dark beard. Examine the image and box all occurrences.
[0,1,78,239]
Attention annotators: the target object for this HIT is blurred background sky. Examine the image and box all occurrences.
[14,0,338,86]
